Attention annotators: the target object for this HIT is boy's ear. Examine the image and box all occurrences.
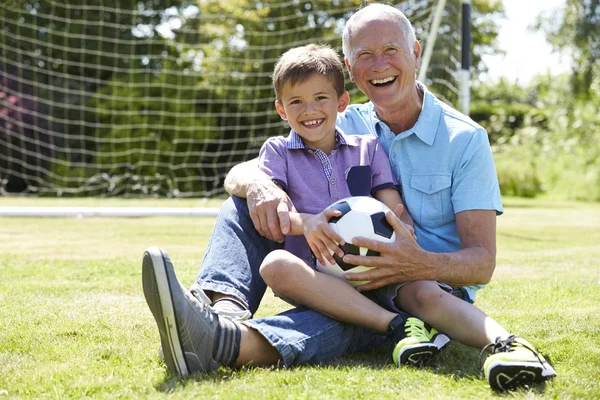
[337,91,350,113]
[275,100,288,120]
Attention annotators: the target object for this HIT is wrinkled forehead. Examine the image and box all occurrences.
[348,16,407,51]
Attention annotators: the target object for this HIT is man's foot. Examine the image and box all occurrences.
[142,247,240,377]
[482,335,557,392]
[429,326,451,351]
[392,317,439,367]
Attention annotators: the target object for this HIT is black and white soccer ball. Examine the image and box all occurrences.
[315,196,396,287]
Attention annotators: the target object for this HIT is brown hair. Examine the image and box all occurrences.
[272,43,345,101]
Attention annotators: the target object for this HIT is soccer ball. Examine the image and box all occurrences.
[315,196,396,287]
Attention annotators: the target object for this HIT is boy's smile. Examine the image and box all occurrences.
[275,73,349,154]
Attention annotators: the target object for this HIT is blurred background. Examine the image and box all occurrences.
[0,0,598,201]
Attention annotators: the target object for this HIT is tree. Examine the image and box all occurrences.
[535,0,600,98]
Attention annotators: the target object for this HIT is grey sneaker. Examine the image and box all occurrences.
[142,246,222,377]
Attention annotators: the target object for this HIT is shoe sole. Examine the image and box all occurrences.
[142,247,189,377]
[396,343,439,367]
[486,361,553,392]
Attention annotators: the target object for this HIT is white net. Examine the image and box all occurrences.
[0,0,461,198]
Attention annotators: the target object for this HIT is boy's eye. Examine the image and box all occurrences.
[316,96,328,100]
[289,99,301,105]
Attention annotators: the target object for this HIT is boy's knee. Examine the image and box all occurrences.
[259,250,294,289]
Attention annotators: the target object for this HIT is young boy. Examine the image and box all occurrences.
[255,43,556,390]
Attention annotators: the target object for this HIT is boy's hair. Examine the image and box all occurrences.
[272,43,345,102]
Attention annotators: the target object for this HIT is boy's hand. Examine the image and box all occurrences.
[302,208,345,265]
[393,203,417,241]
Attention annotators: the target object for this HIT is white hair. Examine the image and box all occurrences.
[342,3,417,64]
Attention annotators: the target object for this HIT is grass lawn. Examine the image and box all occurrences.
[0,197,599,399]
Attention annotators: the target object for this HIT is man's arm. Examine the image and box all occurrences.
[342,207,496,291]
[223,158,295,242]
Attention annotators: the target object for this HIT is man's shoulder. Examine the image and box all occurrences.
[336,102,376,135]
[435,97,484,136]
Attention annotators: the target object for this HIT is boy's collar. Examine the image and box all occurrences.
[286,129,355,150]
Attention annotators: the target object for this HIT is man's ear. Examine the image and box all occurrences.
[413,41,421,70]
[337,91,350,113]
[275,100,288,120]
[345,58,355,82]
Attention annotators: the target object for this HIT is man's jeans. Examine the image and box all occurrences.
[191,196,396,367]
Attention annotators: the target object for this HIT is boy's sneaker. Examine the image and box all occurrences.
[392,317,439,367]
[482,335,557,392]
[142,247,224,377]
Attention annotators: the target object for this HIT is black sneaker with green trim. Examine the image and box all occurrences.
[392,317,439,367]
[482,335,557,392]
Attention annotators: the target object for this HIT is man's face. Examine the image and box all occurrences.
[345,18,420,111]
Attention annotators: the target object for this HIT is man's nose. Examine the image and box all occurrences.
[372,52,388,71]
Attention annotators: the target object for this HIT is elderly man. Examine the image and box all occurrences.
[142,3,555,392]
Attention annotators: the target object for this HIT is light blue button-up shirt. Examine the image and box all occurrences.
[336,83,503,298]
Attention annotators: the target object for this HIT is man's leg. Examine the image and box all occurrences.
[143,246,397,376]
[190,196,282,315]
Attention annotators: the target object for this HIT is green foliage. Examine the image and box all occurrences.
[535,0,600,99]
[472,72,600,201]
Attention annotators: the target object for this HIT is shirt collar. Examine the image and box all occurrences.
[370,81,440,146]
[285,128,356,150]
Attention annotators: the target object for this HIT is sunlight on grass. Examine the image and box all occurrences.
[0,197,599,398]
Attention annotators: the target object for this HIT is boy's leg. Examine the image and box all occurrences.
[260,249,398,333]
[190,196,282,316]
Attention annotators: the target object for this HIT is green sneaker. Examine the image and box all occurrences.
[392,317,439,367]
[482,335,557,392]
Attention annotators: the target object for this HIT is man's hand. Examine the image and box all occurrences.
[247,180,295,243]
[342,204,431,291]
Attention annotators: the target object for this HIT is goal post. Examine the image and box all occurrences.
[0,0,464,199]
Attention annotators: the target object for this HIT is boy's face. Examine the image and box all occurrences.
[275,73,349,153]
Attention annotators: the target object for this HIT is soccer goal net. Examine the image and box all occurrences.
[0,0,462,198]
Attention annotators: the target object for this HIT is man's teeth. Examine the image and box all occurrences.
[371,77,395,85]
[303,119,323,126]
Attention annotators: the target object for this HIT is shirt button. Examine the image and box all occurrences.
[330,179,335,184]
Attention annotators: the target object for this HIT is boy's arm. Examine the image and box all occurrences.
[374,187,415,229]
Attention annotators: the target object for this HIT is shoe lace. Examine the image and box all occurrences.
[479,335,547,378]
[404,317,429,340]
[186,290,216,322]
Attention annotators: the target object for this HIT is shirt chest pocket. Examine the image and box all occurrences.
[409,174,454,228]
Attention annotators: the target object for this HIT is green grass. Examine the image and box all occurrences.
[0,197,599,399]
